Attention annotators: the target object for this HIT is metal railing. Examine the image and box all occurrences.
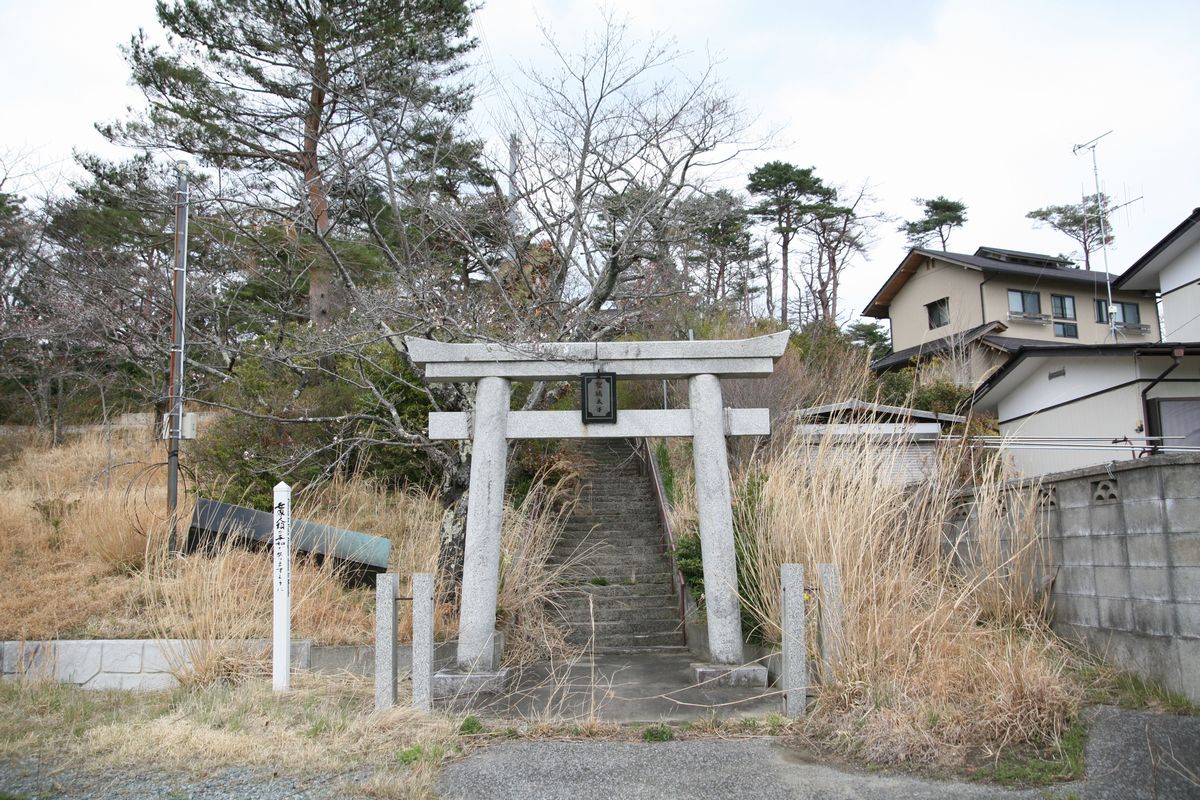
[637,438,689,642]
[1006,311,1051,324]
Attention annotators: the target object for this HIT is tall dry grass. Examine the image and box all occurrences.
[0,430,577,685]
[737,425,1077,765]
[0,433,172,640]
[0,433,450,654]
[497,470,581,665]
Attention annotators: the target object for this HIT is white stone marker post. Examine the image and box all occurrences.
[457,376,511,671]
[689,373,745,664]
[375,573,398,710]
[412,572,434,712]
[780,563,807,718]
[272,481,292,693]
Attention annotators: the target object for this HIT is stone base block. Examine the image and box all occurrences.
[432,668,511,699]
[692,663,768,688]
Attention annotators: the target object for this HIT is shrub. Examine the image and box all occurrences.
[641,723,674,742]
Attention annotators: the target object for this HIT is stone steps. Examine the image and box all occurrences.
[549,439,684,650]
[554,605,679,623]
[566,630,686,649]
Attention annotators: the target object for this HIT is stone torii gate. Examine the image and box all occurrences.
[407,331,789,682]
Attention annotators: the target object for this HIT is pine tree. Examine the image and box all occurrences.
[103,0,476,326]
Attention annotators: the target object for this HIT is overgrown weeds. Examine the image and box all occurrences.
[644,389,1080,771]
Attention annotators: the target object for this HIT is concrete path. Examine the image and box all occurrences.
[439,706,1200,800]
[437,650,781,722]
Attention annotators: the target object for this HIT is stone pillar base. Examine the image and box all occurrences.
[432,668,511,700]
[692,663,768,688]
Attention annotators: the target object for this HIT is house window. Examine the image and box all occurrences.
[1095,300,1141,325]
[1051,294,1077,337]
[1053,322,1078,338]
[926,297,949,329]
[1051,294,1075,320]
[1147,398,1200,447]
[1008,289,1041,316]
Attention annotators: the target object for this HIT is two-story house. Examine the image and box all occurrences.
[970,208,1200,476]
[865,246,1161,384]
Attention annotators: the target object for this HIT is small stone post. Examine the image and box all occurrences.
[781,563,807,718]
[271,481,291,693]
[457,376,511,672]
[375,573,398,710]
[689,373,745,664]
[412,572,434,712]
[816,563,846,676]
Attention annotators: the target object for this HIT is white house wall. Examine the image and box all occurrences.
[1162,283,1200,341]
[996,354,1200,475]
[888,259,985,351]
[995,355,1140,424]
[1001,386,1144,475]
[1147,234,1200,341]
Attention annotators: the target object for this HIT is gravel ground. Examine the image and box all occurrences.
[0,759,375,800]
[438,706,1200,800]
[3,706,1198,799]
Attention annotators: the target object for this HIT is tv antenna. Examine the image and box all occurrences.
[1073,130,1118,341]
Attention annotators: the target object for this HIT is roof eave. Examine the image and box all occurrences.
[1113,207,1200,290]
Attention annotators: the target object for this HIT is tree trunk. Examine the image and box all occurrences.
[435,441,472,605]
[302,24,341,329]
[52,373,65,447]
[779,232,791,327]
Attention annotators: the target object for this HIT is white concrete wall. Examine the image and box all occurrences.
[1,639,454,690]
[2,639,196,690]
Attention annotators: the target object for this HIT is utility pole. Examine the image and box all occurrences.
[166,162,190,551]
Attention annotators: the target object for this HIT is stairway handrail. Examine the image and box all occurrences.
[638,438,689,642]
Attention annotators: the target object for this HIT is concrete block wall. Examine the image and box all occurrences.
[951,453,1200,702]
[1,639,456,690]
[2,639,200,690]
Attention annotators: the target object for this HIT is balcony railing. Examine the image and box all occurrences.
[1116,322,1152,335]
[1007,311,1051,325]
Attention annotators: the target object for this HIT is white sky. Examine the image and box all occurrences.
[2,0,1197,327]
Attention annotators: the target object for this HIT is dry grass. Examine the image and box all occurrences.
[0,673,459,798]
[735,423,1078,766]
[0,434,443,649]
[0,433,169,640]
[294,475,449,642]
[0,431,576,679]
[497,470,581,666]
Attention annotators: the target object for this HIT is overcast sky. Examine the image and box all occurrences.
[2,0,1197,326]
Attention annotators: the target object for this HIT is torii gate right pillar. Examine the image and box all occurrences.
[689,373,744,664]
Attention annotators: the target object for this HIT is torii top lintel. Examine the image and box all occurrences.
[405,331,790,382]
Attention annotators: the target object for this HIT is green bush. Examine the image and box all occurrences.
[641,723,674,742]
[189,343,435,507]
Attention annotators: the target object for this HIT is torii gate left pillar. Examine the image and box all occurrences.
[407,332,789,683]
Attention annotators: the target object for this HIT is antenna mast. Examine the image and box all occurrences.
[1072,130,1117,341]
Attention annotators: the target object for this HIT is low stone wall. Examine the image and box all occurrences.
[1,639,456,690]
[950,453,1200,702]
